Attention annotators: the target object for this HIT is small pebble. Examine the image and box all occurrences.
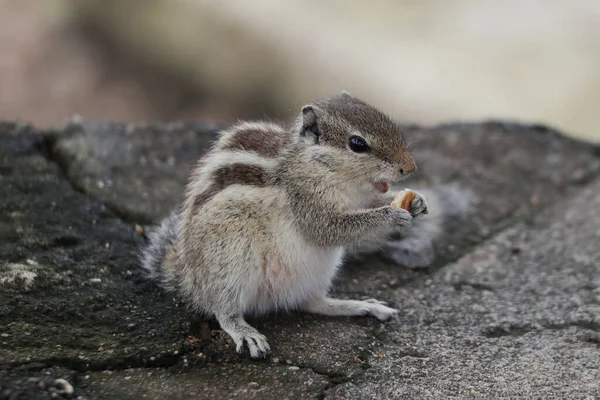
[90,278,102,283]
[248,382,260,388]
[288,366,300,371]
[54,378,74,395]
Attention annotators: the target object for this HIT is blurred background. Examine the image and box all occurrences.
[1,0,598,142]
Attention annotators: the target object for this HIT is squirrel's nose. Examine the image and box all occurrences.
[400,156,417,175]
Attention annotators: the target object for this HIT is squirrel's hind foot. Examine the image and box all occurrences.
[301,297,399,321]
[217,313,271,359]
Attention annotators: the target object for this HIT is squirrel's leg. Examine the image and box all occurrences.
[300,297,399,321]
[303,207,412,247]
[216,313,271,358]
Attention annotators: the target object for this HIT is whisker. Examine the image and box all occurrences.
[406,137,425,149]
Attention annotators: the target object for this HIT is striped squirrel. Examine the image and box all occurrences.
[141,92,451,358]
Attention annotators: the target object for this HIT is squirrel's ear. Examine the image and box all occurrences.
[301,105,318,125]
[300,105,321,145]
[340,90,352,98]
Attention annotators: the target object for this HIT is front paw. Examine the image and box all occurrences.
[386,206,413,229]
[409,191,428,219]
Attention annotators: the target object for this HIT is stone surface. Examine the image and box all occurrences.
[1,120,599,399]
[83,363,330,400]
[0,123,188,367]
[326,180,600,399]
[47,119,221,223]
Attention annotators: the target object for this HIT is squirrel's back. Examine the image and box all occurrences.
[139,121,291,290]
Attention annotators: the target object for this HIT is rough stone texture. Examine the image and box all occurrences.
[47,119,221,223]
[327,180,600,399]
[83,363,329,400]
[1,119,599,399]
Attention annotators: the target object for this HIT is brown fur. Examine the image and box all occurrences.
[213,164,268,187]
[222,127,289,157]
[192,184,221,213]
[190,164,269,213]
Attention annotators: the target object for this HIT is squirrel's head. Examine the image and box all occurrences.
[294,91,416,194]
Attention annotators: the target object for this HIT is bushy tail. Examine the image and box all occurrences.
[385,182,472,268]
[412,182,472,237]
[139,212,180,289]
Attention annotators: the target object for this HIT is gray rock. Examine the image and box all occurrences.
[83,363,329,399]
[1,120,599,398]
[326,179,600,399]
[47,119,221,223]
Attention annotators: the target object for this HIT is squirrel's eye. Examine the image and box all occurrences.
[348,136,370,153]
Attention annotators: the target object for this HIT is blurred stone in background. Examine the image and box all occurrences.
[1,0,599,142]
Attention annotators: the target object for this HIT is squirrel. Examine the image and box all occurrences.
[140,91,434,358]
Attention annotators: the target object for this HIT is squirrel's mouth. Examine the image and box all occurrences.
[374,181,389,193]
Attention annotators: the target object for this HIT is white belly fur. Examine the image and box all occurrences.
[242,217,345,315]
